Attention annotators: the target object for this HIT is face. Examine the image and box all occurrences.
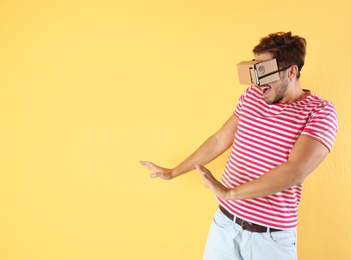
[254,53,289,104]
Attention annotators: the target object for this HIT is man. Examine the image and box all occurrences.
[140,32,337,260]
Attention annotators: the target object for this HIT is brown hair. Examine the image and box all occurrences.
[253,32,306,78]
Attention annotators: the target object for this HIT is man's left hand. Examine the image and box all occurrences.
[196,164,231,200]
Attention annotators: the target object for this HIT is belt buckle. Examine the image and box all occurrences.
[240,219,253,231]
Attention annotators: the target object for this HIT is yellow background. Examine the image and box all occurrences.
[1,0,350,259]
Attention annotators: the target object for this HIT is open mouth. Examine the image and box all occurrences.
[260,84,271,94]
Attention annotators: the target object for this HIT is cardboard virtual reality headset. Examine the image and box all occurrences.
[237,59,280,86]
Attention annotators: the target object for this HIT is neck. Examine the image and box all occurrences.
[281,79,307,103]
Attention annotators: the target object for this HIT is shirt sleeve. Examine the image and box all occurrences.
[234,86,252,118]
[301,101,338,151]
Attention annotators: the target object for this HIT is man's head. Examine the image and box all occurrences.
[253,32,306,79]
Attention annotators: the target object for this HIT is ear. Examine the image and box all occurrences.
[288,65,299,79]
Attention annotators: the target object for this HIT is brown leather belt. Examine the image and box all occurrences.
[219,205,282,233]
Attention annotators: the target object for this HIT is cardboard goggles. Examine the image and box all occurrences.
[237,59,286,86]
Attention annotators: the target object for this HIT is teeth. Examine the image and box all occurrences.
[255,84,270,94]
[262,87,269,93]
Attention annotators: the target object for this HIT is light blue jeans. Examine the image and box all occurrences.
[203,209,297,260]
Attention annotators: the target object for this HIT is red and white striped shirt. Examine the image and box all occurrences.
[217,86,338,229]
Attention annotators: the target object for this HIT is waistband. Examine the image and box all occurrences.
[219,205,282,233]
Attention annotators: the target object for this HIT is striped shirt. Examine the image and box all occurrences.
[217,86,338,229]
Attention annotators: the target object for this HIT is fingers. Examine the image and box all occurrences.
[196,165,231,200]
[139,160,152,167]
[139,161,157,171]
[196,164,214,181]
[149,172,163,178]
[140,161,159,178]
[196,164,220,189]
[195,164,207,175]
[196,164,215,189]
[139,160,148,166]
[140,160,173,180]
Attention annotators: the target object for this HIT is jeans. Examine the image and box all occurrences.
[203,209,297,260]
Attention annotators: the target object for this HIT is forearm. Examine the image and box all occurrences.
[171,115,238,179]
[227,162,305,200]
[226,136,329,200]
[172,134,230,178]
[197,122,331,201]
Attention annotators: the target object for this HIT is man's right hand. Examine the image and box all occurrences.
[139,161,174,180]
